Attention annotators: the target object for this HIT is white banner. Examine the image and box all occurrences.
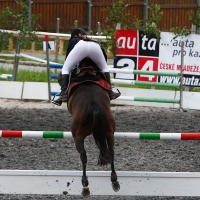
[114,30,200,86]
[159,32,200,74]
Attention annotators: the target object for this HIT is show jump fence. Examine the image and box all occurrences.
[49,63,181,106]
[1,130,200,196]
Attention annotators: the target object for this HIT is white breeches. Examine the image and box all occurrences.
[62,40,109,75]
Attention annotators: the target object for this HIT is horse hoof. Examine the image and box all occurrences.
[82,187,90,197]
[112,181,120,192]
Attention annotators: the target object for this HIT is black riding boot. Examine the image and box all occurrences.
[52,74,69,106]
[104,72,121,100]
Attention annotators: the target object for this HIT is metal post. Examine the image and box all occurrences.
[184,24,196,92]
[27,0,32,27]
[45,35,51,102]
[87,0,92,33]
[55,18,60,64]
[116,23,121,30]
[96,22,102,44]
[143,0,148,26]
[197,0,200,34]
[74,20,78,28]
[179,41,186,112]
[12,32,21,81]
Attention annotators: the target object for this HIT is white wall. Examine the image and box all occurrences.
[0,81,199,110]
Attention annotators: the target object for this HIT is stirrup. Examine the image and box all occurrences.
[51,100,62,106]
[51,93,62,106]
[109,88,121,100]
[59,93,68,102]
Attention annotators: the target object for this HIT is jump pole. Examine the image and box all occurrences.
[51,93,180,104]
[111,79,179,88]
[1,131,200,140]
[118,96,179,103]
[1,170,200,196]
[49,63,180,76]
[49,75,179,88]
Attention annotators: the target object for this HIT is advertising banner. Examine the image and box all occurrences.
[114,30,200,86]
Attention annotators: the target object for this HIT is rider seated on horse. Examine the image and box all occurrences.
[52,28,120,106]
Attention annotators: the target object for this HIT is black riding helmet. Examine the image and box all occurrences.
[70,28,87,39]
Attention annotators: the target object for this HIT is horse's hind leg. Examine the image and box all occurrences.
[107,135,120,192]
[74,137,90,197]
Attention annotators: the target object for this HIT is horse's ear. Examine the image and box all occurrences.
[58,72,62,86]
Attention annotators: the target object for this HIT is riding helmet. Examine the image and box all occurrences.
[70,28,87,39]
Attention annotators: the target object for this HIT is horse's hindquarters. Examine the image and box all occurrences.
[68,81,118,196]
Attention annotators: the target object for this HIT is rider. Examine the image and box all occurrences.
[52,28,120,106]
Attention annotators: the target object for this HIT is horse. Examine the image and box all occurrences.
[58,58,120,197]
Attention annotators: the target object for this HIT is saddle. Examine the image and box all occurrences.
[71,65,101,82]
[68,58,111,97]
[57,58,102,85]
[57,58,112,97]
[75,66,96,78]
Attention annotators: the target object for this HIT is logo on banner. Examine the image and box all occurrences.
[114,56,137,80]
[115,30,138,56]
[114,30,159,81]
[138,31,159,57]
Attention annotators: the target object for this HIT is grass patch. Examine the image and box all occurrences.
[0,55,64,64]
[0,56,35,62]
[35,38,44,51]
[0,56,14,60]
[193,87,200,92]
[0,67,57,82]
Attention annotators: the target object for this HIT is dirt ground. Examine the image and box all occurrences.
[0,98,200,200]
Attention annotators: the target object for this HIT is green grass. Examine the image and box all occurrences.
[0,67,57,82]
[0,56,34,62]
[0,55,64,64]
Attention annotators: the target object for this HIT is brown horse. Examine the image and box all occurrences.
[62,59,120,196]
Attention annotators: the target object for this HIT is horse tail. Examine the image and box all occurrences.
[85,102,112,166]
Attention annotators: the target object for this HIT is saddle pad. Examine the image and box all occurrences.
[68,79,112,97]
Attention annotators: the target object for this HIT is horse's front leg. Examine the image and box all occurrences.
[107,135,120,192]
[74,138,90,197]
